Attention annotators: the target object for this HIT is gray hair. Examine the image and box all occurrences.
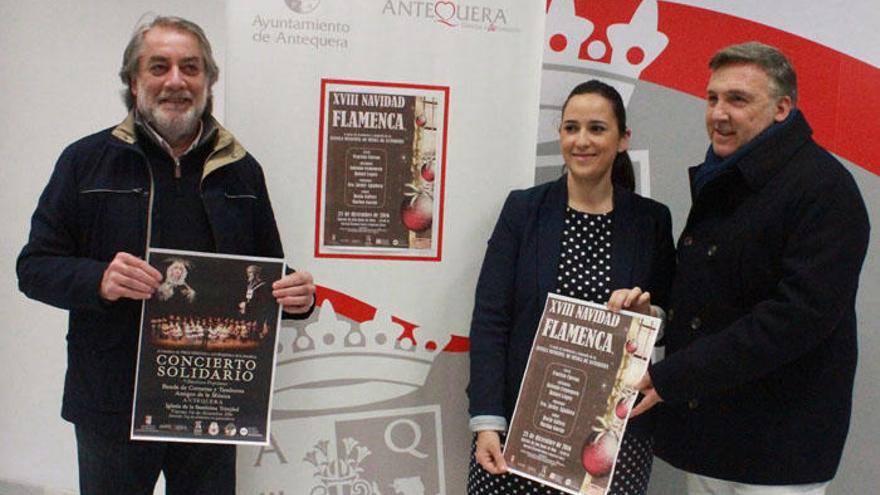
[709,42,798,107]
[119,15,219,110]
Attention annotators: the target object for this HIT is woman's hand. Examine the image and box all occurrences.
[475,430,508,474]
[607,287,653,316]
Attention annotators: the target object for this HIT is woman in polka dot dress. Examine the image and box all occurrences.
[467,80,676,495]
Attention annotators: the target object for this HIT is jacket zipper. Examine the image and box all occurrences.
[145,156,156,253]
[136,135,227,253]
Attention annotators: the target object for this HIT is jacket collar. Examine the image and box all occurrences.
[734,110,811,190]
[537,175,638,298]
[688,111,813,193]
[111,111,248,179]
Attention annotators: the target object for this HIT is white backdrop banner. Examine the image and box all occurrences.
[226,1,877,494]
[226,1,546,493]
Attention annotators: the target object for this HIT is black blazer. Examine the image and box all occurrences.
[467,176,675,437]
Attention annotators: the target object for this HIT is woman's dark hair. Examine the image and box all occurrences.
[561,80,635,191]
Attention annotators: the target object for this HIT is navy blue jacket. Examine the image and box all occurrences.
[651,112,870,483]
[468,176,675,437]
[17,113,287,436]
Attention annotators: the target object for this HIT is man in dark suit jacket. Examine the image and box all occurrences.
[238,264,274,331]
[631,42,870,494]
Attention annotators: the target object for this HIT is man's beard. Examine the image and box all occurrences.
[136,86,207,146]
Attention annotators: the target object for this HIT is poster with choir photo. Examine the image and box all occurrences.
[131,248,286,445]
[315,79,448,261]
[504,293,661,494]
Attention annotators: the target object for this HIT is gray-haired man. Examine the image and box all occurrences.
[629,42,869,494]
[17,15,315,494]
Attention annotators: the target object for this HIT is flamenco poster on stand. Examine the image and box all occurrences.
[504,293,661,495]
[315,79,448,261]
[130,248,286,445]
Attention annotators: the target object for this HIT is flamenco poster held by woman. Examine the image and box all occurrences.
[504,293,660,494]
[130,248,286,445]
[315,79,448,261]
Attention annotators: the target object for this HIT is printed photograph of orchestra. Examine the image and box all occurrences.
[145,254,284,350]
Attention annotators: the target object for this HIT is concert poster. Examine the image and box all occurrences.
[130,248,286,445]
[504,293,661,494]
[315,79,448,261]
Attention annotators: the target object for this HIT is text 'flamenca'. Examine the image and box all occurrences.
[541,318,614,354]
[331,110,405,130]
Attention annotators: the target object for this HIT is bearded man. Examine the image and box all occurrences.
[16,15,315,494]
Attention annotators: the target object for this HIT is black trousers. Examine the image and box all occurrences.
[75,425,236,495]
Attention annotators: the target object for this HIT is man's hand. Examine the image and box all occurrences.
[607,287,653,316]
[474,430,508,475]
[631,370,663,417]
[273,271,315,314]
[99,252,162,302]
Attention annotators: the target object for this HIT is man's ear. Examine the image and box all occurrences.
[130,70,143,99]
[774,95,793,123]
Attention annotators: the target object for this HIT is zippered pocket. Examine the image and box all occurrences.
[80,187,146,195]
[224,192,257,200]
[76,186,149,258]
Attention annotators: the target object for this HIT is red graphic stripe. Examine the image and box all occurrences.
[445,334,471,352]
[315,285,468,352]
[315,285,376,323]
[641,2,879,175]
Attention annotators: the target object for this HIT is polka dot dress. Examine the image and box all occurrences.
[557,207,613,301]
[467,433,652,495]
[467,207,653,495]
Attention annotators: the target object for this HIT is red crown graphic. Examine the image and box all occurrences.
[544,0,668,77]
[538,0,668,173]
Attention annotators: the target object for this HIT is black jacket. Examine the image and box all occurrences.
[651,112,870,483]
[468,176,675,437]
[17,113,287,436]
